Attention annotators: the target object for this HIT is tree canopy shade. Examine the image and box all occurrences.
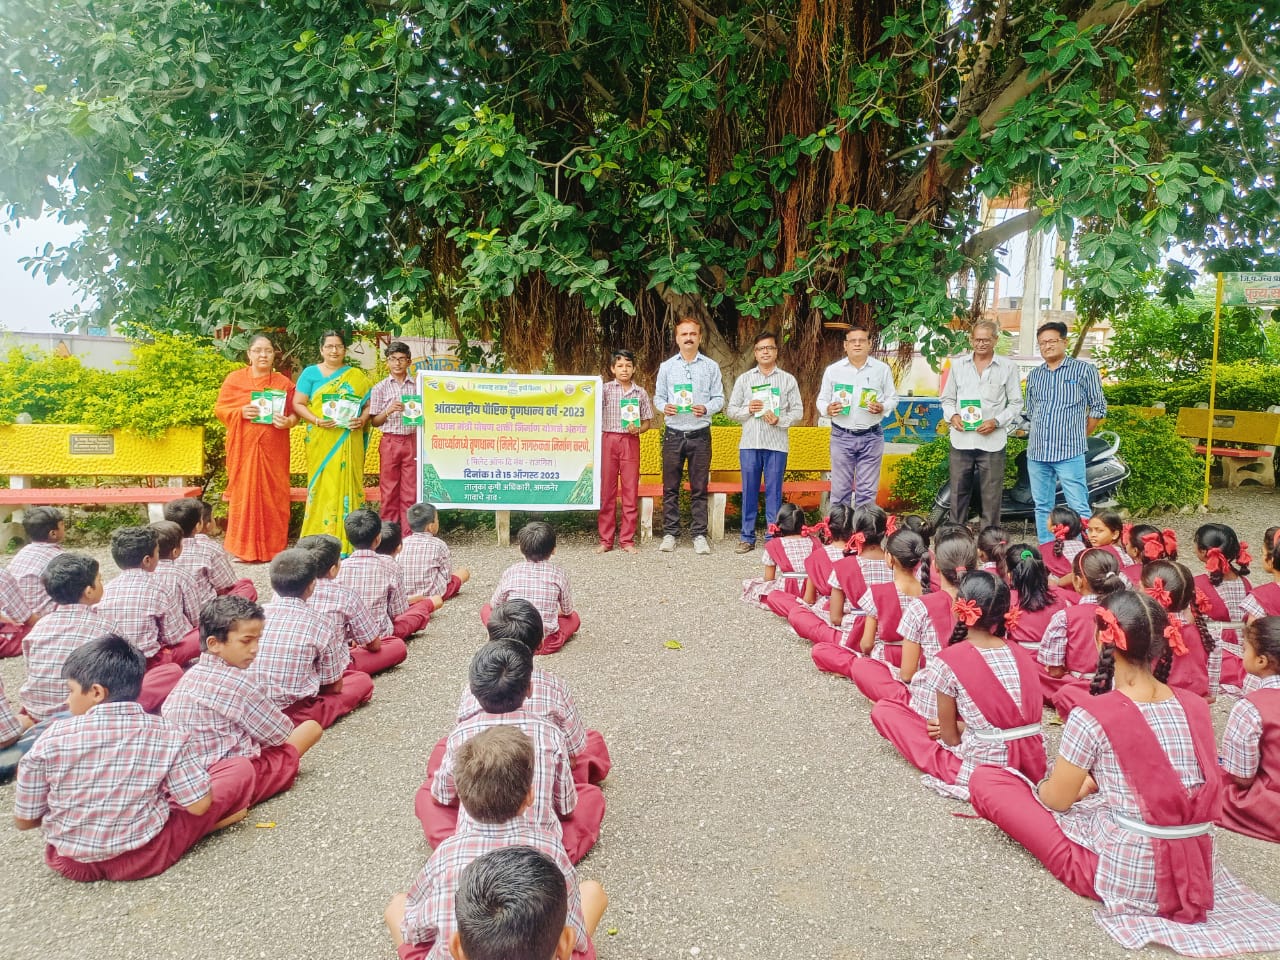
[1,1,1277,408]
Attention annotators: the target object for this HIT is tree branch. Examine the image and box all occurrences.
[1235,22,1280,86]
[960,208,1041,261]
[675,0,770,51]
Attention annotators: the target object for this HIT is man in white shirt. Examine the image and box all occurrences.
[816,327,898,508]
[939,320,1024,529]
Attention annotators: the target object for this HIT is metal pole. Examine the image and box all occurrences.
[1203,274,1224,506]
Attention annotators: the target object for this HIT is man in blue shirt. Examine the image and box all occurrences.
[1024,321,1107,543]
[653,317,725,554]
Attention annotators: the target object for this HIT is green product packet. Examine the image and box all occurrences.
[751,383,780,418]
[252,389,286,424]
[959,398,983,431]
[401,394,424,427]
[833,383,854,415]
[619,395,641,428]
[857,387,879,409]
[673,382,694,414]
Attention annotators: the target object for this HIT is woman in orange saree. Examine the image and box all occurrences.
[214,335,298,562]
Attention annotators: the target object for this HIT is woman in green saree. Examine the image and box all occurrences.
[292,330,372,552]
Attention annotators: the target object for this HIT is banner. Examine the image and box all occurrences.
[419,372,601,510]
[1221,272,1280,307]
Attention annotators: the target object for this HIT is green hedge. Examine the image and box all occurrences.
[1103,361,1280,412]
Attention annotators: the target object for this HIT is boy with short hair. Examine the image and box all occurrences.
[163,596,323,806]
[482,521,579,655]
[338,509,437,640]
[97,525,196,667]
[163,498,257,602]
[376,521,404,557]
[248,548,374,728]
[298,534,407,676]
[13,634,255,881]
[477,600,611,786]
[416,641,605,864]
[386,727,604,960]
[7,506,65,617]
[368,339,420,533]
[400,502,470,603]
[149,519,204,633]
[0,566,38,658]
[598,348,653,554]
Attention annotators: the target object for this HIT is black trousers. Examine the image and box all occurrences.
[661,428,712,537]
[949,446,1005,529]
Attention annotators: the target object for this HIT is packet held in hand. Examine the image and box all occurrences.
[619,395,641,429]
[673,383,695,414]
[833,383,854,416]
[401,394,424,427]
[321,393,362,429]
[751,383,780,418]
[857,387,879,410]
[252,389,287,424]
[959,398,983,431]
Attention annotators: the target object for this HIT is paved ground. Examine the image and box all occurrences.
[1,488,1279,960]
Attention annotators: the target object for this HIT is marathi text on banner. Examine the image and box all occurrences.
[1221,272,1280,307]
[418,373,602,510]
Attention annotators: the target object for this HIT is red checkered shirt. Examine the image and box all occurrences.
[400,818,589,956]
[14,701,210,862]
[370,373,418,436]
[336,549,407,637]
[0,676,23,744]
[600,378,654,434]
[95,569,185,659]
[247,597,350,707]
[309,578,382,648]
[397,532,453,598]
[6,541,62,617]
[1220,675,1280,778]
[161,653,294,767]
[154,558,204,632]
[175,534,237,602]
[490,560,574,640]
[20,605,120,721]
[431,710,576,838]
[1038,594,1098,676]
[455,667,588,757]
[0,567,33,624]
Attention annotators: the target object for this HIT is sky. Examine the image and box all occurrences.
[0,216,91,333]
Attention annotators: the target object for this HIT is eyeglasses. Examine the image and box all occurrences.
[971,338,994,345]
[845,338,869,346]
[754,345,777,352]
[1037,338,1064,347]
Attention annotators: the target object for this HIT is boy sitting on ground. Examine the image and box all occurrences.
[164,498,257,602]
[97,525,196,667]
[7,507,65,617]
[482,521,579,655]
[399,503,470,603]
[338,509,437,641]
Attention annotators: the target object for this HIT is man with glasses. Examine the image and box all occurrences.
[940,320,1023,529]
[816,327,898,508]
[726,331,804,552]
[1024,321,1107,543]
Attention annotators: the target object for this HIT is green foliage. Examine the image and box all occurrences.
[0,349,103,423]
[1103,407,1203,513]
[1103,362,1280,413]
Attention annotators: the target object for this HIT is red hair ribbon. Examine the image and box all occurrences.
[802,519,829,540]
[1194,589,1213,616]
[847,531,866,552]
[1205,547,1227,574]
[1145,577,1173,609]
[954,564,968,575]
[1273,529,1280,548]
[1096,606,1128,651]
[767,523,780,536]
[1122,522,1134,544]
[885,515,898,536]
[1141,533,1164,560]
[1238,541,1253,566]
[1164,616,1188,657]
[953,597,982,626]
[1052,523,1069,542]
[1161,529,1178,556]
[1004,607,1023,631]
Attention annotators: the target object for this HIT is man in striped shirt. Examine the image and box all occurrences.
[725,331,804,552]
[1024,322,1107,543]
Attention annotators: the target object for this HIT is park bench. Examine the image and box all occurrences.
[1174,405,1280,488]
[0,424,205,542]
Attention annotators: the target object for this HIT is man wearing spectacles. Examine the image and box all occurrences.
[1024,321,1107,543]
[816,327,899,508]
[939,319,1023,528]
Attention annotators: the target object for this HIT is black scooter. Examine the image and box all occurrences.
[928,430,1129,531]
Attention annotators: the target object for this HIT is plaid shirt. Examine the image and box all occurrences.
[432,710,576,837]
[400,818,588,955]
[397,532,453,598]
[490,560,573,640]
[96,569,185,659]
[899,597,942,661]
[1038,595,1098,676]
[0,676,23,744]
[154,558,204,631]
[175,534,237,602]
[7,541,62,617]
[309,578,381,648]
[248,597,350,707]
[14,702,210,862]
[455,668,588,757]
[0,567,32,624]
[370,373,417,435]
[601,378,654,434]
[162,653,293,767]
[20,605,119,720]
[1220,676,1280,778]
[337,550,407,637]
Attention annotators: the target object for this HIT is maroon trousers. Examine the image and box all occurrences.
[869,699,962,782]
[139,661,185,713]
[598,431,641,548]
[442,574,463,602]
[850,657,909,705]
[217,579,259,602]
[249,743,301,806]
[572,730,612,786]
[349,637,408,675]
[379,432,418,533]
[480,604,581,655]
[0,621,31,658]
[393,599,434,640]
[45,757,256,882]
[283,669,374,728]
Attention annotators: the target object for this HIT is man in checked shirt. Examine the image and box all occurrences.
[369,340,421,534]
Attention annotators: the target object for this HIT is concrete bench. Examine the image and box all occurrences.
[1175,406,1280,488]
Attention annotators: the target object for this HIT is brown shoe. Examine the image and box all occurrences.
[734,540,755,554]
[594,544,613,554]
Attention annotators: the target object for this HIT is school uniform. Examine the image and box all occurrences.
[1195,574,1251,691]
[1217,674,1280,843]
[20,605,180,720]
[338,549,432,640]
[850,589,954,706]
[786,555,890,646]
[177,533,257,603]
[1241,582,1280,621]
[369,372,420,533]
[1037,596,1102,713]
[398,818,593,960]
[96,569,194,673]
[824,582,915,693]
[0,676,24,745]
[970,690,1280,954]
[397,531,464,601]
[310,578,407,676]
[154,557,206,660]
[598,378,654,551]
[417,708,605,865]
[0,568,33,658]
[1039,538,1085,579]
[14,702,255,881]
[763,543,843,619]
[741,536,814,606]
[483,560,579,655]
[7,541,62,618]
[162,653,302,806]
[248,597,373,728]
[1161,615,1219,702]
[1004,593,1068,657]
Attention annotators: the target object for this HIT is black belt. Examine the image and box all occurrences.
[833,422,881,437]
[666,426,710,439]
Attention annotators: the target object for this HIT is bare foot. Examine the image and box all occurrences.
[621,544,638,554]
[430,595,445,610]
[213,808,250,830]
[594,544,613,554]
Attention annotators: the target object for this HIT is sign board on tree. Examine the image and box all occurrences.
[1221,273,1280,307]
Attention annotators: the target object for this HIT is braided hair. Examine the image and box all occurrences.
[896,514,932,551]
[1143,560,1215,654]
[1195,522,1251,585]
[1049,506,1083,558]
[1074,547,1125,599]
[1090,590,1172,695]
[933,530,978,591]
[825,505,855,546]
[946,570,1011,646]
[885,529,930,593]
[977,525,1011,580]
[843,504,887,557]
[1008,542,1054,612]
